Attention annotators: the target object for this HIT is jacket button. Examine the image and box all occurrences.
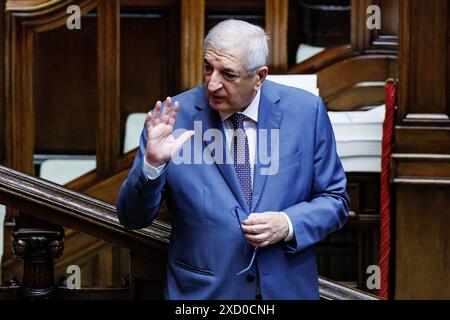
[246,275,255,282]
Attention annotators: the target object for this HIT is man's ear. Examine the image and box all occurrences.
[254,66,268,90]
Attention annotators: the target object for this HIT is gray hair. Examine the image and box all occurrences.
[204,19,269,75]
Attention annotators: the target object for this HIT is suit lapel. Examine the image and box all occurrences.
[251,82,283,212]
[193,88,248,212]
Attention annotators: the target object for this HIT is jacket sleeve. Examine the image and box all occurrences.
[283,97,350,253]
[116,126,166,230]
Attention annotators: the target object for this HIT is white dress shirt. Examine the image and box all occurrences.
[142,89,294,242]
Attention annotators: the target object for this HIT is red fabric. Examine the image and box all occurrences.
[379,81,396,299]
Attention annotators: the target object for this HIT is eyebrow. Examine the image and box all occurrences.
[223,67,238,74]
[203,59,239,74]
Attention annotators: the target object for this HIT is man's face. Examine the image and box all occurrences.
[204,46,263,113]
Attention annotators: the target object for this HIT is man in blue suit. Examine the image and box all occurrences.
[117,19,349,300]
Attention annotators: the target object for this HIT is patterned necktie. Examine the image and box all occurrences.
[230,113,252,209]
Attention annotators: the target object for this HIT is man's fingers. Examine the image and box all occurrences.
[162,97,172,124]
[168,101,180,127]
[152,101,162,126]
[243,212,280,226]
[241,224,263,235]
[245,231,273,248]
[245,233,267,243]
[161,114,170,125]
[168,116,176,127]
[150,98,179,128]
[247,239,270,248]
[242,215,266,226]
[146,111,153,131]
[172,101,180,114]
[164,97,172,113]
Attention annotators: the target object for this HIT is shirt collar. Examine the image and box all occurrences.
[219,89,260,124]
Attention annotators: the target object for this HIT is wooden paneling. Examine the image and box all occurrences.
[395,184,450,299]
[97,0,121,176]
[365,0,399,50]
[34,2,179,159]
[379,0,399,38]
[296,0,351,46]
[350,0,366,51]
[120,12,170,111]
[448,7,450,121]
[287,0,351,67]
[5,0,100,176]
[289,0,398,73]
[347,173,380,216]
[120,4,180,154]
[121,0,177,5]
[0,0,5,163]
[398,0,449,124]
[206,0,264,9]
[130,250,166,299]
[317,172,380,292]
[34,15,97,155]
[394,0,450,299]
[265,0,288,73]
[205,0,265,33]
[54,230,128,288]
[180,0,205,91]
[392,154,450,183]
[205,0,287,73]
[395,127,450,154]
[351,0,398,52]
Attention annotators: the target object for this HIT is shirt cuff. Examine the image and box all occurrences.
[281,211,294,242]
[142,157,167,180]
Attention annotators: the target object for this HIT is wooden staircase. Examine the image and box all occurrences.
[1,152,139,289]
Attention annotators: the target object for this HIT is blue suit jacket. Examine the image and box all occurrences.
[117,80,349,300]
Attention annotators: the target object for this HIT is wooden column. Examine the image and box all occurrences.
[265,0,288,73]
[8,20,34,174]
[350,0,367,52]
[13,224,64,299]
[394,0,450,299]
[97,0,121,177]
[180,0,204,91]
[0,0,5,164]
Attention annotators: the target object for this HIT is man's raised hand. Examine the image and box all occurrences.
[144,97,194,167]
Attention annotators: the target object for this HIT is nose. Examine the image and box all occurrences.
[207,71,223,92]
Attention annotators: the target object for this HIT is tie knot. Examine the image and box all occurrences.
[230,113,245,130]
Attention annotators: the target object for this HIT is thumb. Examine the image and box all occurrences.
[171,130,195,155]
[248,213,259,219]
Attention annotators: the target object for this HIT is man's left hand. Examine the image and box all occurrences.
[241,212,289,247]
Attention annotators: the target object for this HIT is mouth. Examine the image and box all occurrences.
[208,92,224,98]
[208,94,225,103]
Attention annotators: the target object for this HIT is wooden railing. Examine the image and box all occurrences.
[0,164,380,300]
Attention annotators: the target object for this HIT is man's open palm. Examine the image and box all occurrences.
[145,97,194,167]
